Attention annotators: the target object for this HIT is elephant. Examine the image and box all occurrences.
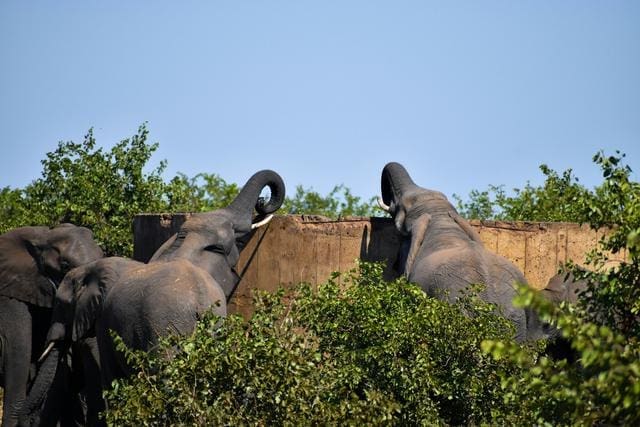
[0,224,103,427]
[377,162,532,341]
[22,169,285,426]
[527,269,589,361]
[540,269,588,307]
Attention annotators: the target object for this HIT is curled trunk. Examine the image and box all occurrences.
[223,170,286,234]
[381,162,418,206]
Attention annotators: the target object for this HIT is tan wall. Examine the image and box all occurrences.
[133,214,624,318]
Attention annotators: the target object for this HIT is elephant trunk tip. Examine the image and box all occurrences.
[381,162,419,205]
[226,170,286,229]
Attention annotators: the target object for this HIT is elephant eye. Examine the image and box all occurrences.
[60,260,71,273]
[71,279,82,293]
[204,244,226,255]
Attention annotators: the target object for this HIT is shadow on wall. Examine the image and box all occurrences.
[133,214,190,262]
[359,217,403,282]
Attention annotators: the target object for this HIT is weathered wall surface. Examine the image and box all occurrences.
[133,214,624,318]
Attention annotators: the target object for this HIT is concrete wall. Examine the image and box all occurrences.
[133,214,624,318]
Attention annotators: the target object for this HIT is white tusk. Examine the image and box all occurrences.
[251,214,274,230]
[38,342,55,363]
[377,197,390,212]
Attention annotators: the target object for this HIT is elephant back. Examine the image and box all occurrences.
[0,227,55,307]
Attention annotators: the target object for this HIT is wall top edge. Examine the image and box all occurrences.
[133,213,593,229]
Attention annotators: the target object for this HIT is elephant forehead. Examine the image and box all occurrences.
[403,191,452,212]
[49,224,84,240]
[183,219,234,241]
[405,189,447,202]
[48,226,97,246]
[182,214,233,233]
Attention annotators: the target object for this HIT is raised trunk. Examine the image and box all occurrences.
[381,162,419,206]
[223,170,285,235]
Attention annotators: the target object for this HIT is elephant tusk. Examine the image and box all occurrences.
[38,342,55,363]
[377,197,391,212]
[251,214,274,230]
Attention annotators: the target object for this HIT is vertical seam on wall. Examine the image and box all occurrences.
[554,228,559,271]
[524,231,529,279]
[564,229,569,266]
[314,231,318,289]
[338,228,342,286]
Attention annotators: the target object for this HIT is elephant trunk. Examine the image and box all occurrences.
[19,345,64,426]
[223,170,286,235]
[381,162,419,206]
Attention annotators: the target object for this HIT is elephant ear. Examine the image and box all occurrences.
[448,211,484,244]
[404,213,430,277]
[0,226,56,307]
[72,269,105,341]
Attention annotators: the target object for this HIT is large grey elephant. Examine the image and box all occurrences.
[0,224,103,427]
[378,162,531,341]
[22,169,285,425]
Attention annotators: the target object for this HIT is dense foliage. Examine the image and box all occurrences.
[282,184,378,218]
[0,125,377,256]
[479,152,640,425]
[453,164,593,222]
[104,262,529,426]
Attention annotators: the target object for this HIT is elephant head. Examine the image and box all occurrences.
[150,169,286,300]
[45,258,133,346]
[0,224,104,308]
[380,162,449,233]
[378,162,479,277]
[525,269,590,359]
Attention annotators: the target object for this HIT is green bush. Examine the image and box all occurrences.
[453,164,593,222]
[482,283,640,426]
[481,151,640,426]
[104,262,528,426]
[283,184,379,219]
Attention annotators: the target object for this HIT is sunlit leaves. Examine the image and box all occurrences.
[454,164,592,222]
[283,184,379,219]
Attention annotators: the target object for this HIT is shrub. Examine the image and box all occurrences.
[482,151,640,426]
[482,283,640,426]
[283,184,379,219]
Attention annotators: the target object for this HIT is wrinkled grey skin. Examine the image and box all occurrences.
[541,270,587,307]
[23,170,285,426]
[380,162,531,341]
[0,224,103,427]
[526,270,588,360]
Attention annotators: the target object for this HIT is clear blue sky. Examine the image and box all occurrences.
[1,1,639,203]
